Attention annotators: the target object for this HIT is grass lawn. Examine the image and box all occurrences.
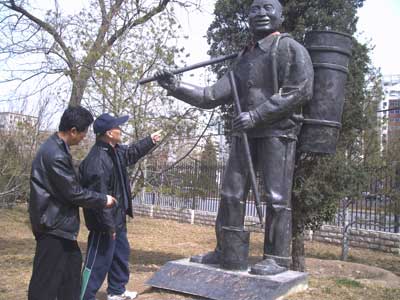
[0,205,399,300]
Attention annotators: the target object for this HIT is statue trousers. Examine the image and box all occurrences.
[215,135,296,266]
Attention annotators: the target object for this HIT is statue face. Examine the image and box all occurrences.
[249,0,283,37]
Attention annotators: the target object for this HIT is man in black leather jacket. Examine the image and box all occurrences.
[79,113,162,300]
[28,106,116,300]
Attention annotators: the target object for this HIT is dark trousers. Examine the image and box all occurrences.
[81,230,130,300]
[28,234,82,300]
[216,136,296,265]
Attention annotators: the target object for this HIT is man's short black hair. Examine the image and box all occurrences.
[58,106,94,132]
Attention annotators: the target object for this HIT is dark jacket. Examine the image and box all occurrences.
[29,133,107,241]
[80,136,154,233]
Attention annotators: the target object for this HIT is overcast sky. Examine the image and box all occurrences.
[356,0,400,76]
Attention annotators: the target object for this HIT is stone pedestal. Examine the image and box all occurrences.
[146,259,308,300]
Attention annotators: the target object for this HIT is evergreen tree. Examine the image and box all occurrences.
[198,137,218,198]
[200,137,218,166]
[207,0,364,76]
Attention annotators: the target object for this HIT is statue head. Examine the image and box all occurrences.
[249,0,284,40]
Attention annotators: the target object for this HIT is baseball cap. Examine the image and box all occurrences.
[93,113,129,135]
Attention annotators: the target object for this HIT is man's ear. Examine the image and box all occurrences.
[70,127,78,135]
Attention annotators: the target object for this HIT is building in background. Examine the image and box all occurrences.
[0,112,38,132]
[207,115,229,163]
[379,75,400,151]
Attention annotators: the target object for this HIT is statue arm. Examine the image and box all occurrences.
[251,40,314,125]
[164,73,232,109]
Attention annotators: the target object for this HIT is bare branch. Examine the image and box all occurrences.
[147,109,215,182]
[98,0,107,20]
[0,184,22,197]
[106,0,171,48]
[3,0,76,70]
[0,68,62,84]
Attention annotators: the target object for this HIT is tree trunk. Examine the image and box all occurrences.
[292,230,305,272]
[291,176,306,272]
[292,198,305,272]
[69,69,92,106]
[341,205,349,261]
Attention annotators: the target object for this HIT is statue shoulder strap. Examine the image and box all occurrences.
[271,33,292,94]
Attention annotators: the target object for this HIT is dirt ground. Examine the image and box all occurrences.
[0,205,399,300]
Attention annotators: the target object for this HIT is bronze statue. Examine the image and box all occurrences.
[155,0,314,274]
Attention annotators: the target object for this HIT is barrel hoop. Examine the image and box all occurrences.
[312,63,349,74]
[302,118,342,128]
[307,45,352,56]
[306,30,352,40]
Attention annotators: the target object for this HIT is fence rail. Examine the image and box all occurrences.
[135,191,267,218]
[134,160,400,233]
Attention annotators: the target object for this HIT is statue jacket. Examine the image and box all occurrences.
[171,33,314,140]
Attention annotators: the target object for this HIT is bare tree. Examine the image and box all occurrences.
[0,0,199,107]
[0,91,53,207]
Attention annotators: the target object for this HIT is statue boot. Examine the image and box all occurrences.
[250,258,287,275]
[251,205,292,275]
[190,250,221,265]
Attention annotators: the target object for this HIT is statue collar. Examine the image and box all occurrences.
[240,32,290,57]
[257,32,282,52]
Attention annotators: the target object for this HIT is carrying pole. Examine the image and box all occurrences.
[139,53,238,85]
[228,71,264,227]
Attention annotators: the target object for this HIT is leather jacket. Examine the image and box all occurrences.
[29,133,107,240]
[80,136,154,234]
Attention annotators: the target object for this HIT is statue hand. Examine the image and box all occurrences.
[154,69,178,91]
[233,112,256,131]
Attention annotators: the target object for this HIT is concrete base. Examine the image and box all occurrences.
[146,259,308,300]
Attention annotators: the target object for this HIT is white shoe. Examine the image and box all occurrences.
[107,295,123,300]
[122,290,138,299]
[107,290,138,300]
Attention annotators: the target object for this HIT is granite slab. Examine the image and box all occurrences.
[146,258,308,300]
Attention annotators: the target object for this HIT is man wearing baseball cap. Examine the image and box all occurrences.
[79,113,162,300]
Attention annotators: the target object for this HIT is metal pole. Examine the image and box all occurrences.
[139,53,238,85]
[228,71,264,227]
